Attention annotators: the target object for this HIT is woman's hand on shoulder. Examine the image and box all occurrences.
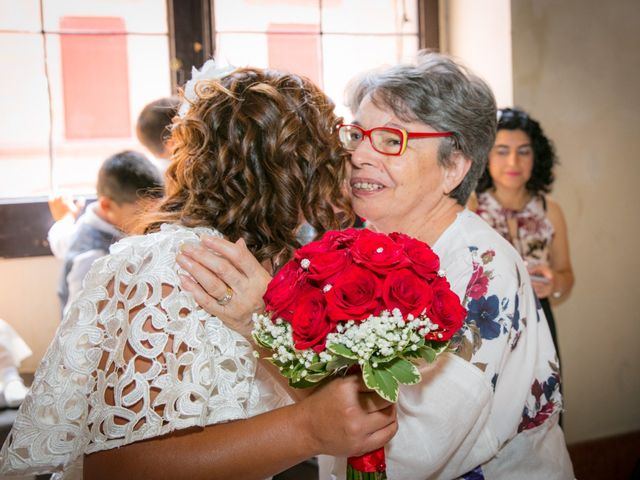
[177,236,271,337]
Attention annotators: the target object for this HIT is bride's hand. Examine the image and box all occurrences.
[177,236,271,338]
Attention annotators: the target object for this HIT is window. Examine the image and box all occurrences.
[0,0,171,200]
[213,0,421,119]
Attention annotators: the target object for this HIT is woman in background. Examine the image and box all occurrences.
[473,107,574,355]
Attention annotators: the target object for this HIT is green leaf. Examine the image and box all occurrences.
[425,340,449,355]
[304,371,332,383]
[402,349,422,360]
[277,362,299,379]
[362,362,399,403]
[252,333,273,350]
[327,343,358,360]
[289,377,318,389]
[326,356,355,372]
[306,361,327,372]
[419,345,437,363]
[383,357,421,385]
[369,353,397,364]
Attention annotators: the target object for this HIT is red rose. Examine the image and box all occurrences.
[465,265,489,300]
[264,261,308,322]
[351,229,410,274]
[306,250,352,284]
[321,228,359,250]
[291,289,333,352]
[383,269,433,318]
[390,232,440,280]
[294,236,333,261]
[326,265,383,322]
[426,277,466,341]
[294,229,358,264]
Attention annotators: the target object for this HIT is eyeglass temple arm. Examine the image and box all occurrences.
[406,132,454,139]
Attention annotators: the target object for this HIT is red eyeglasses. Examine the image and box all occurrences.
[337,124,455,156]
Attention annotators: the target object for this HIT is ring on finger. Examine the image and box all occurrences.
[216,286,234,306]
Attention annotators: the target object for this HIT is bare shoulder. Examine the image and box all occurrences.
[543,196,567,229]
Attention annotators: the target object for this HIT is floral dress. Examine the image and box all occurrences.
[0,224,291,479]
[330,210,573,479]
[475,192,559,353]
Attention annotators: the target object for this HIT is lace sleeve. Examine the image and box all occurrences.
[0,225,282,477]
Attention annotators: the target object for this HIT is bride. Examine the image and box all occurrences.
[0,64,397,479]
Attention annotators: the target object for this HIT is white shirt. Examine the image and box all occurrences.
[47,214,77,259]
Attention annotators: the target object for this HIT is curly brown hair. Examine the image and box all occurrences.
[136,67,353,268]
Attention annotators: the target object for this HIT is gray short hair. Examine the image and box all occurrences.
[346,52,497,205]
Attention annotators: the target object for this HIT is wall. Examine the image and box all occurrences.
[439,0,513,107]
[443,0,640,444]
[0,256,61,373]
[510,0,640,444]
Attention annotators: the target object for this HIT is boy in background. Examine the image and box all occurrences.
[47,96,179,257]
[135,96,180,171]
[57,150,163,314]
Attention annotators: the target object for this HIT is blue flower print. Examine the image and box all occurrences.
[461,465,484,479]
[467,295,501,340]
[542,374,559,401]
[508,292,520,331]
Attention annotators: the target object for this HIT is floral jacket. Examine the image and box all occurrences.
[332,210,573,480]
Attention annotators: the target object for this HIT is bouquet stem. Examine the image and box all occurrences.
[347,447,387,480]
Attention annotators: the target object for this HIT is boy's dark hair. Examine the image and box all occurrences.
[97,150,164,204]
[136,97,181,157]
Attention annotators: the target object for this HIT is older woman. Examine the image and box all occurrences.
[0,66,397,480]
[336,52,575,479]
[182,53,574,479]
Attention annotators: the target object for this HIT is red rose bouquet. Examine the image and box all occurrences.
[252,228,466,480]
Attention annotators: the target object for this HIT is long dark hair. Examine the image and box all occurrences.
[476,107,557,194]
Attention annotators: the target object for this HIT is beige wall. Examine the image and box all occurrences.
[0,256,61,373]
[440,0,513,107]
[511,0,640,444]
[444,0,640,444]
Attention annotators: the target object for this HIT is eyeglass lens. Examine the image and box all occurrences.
[339,125,403,155]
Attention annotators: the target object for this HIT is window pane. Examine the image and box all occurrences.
[0,34,51,198]
[215,0,319,32]
[44,33,171,194]
[322,33,419,119]
[214,1,421,122]
[58,17,131,139]
[0,0,40,32]
[0,1,170,199]
[216,33,269,67]
[216,30,322,87]
[42,0,168,33]
[322,0,418,34]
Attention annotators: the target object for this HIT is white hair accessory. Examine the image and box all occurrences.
[178,59,236,118]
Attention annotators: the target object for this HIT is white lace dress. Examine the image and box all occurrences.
[0,224,291,479]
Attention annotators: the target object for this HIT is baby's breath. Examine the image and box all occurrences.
[252,308,440,377]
